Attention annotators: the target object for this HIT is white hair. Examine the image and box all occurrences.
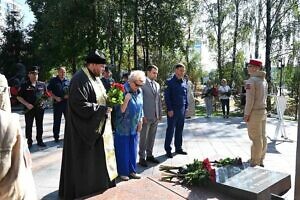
[128,70,146,84]
[0,74,11,112]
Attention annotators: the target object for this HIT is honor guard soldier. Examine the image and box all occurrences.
[244,59,268,167]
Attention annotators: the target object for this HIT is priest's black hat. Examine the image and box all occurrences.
[86,50,106,64]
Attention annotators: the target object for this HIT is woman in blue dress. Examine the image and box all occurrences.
[114,70,146,181]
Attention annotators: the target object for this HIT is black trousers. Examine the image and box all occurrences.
[53,102,67,139]
[220,99,230,116]
[25,107,45,143]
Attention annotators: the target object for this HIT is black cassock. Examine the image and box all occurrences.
[59,69,115,199]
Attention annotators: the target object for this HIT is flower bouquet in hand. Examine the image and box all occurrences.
[106,83,125,107]
[23,90,51,114]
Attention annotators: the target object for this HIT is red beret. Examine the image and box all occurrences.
[249,59,262,67]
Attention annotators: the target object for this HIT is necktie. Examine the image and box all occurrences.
[150,81,155,92]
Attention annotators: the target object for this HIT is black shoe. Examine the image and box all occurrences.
[27,139,33,149]
[166,152,173,158]
[54,138,60,143]
[146,156,160,164]
[175,150,188,155]
[138,159,148,167]
[259,164,264,167]
[37,141,47,147]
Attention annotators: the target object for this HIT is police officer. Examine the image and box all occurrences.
[17,66,48,148]
[47,66,70,142]
[244,59,268,167]
[164,63,188,158]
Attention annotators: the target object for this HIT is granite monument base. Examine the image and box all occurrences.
[216,167,291,200]
[87,167,290,200]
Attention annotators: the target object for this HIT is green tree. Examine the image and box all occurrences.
[0,10,26,78]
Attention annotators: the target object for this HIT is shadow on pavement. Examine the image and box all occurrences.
[41,190,59,200]
[29,140,63,153]
[136,154,168,174]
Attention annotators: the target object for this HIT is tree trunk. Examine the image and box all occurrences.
[133,0,138,69]
[294,80,300,199]
[117,0,124,80]
[255,0,262,58]
[265,0,272,112]
[143,1,150,67]
[217,0,223,80]
[71,56,76,75]
[186,25,190,73]
[230,0,239,86]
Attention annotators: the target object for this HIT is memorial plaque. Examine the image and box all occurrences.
[216,167,291,200]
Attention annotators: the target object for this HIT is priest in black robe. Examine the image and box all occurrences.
[59,50,117,199]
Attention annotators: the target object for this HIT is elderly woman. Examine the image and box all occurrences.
[0,74,37,199]
[114,70,146,181]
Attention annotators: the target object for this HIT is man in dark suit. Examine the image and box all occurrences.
[164,63,188,158]
[138,65,162,167]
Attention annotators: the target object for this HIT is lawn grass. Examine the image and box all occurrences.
[195,105,244,117]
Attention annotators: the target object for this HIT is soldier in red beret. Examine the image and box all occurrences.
[244,59,268,167]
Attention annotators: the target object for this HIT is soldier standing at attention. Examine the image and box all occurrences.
[244,59,268,167]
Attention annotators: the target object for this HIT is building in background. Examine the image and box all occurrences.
[0,0,22,29]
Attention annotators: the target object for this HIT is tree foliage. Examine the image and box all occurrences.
[0,10,27,78]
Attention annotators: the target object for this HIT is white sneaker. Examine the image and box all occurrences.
[130,173,141,179]
[120,175,129,181]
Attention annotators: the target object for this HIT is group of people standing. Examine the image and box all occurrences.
[0,47,267,199]
[57,50,190,199]
[201,59,267,168]
[16,66,70,148]
[202,78,231,118]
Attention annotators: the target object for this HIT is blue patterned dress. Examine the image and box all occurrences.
[114,82,144,176]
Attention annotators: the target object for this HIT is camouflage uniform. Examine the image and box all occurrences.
[244,71,268,166]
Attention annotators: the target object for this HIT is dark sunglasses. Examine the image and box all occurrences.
[134,81,143,87]
[0,86,8,93]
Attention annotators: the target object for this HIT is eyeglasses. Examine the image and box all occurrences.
[0,86,8,93]
[134,81,143,87]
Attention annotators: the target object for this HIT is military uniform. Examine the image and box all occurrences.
[18,80,47,146]
[47,75,70,141]
[244,69,268,166]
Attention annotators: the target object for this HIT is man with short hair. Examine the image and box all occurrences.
[138,65,162,167]
[59,50,117,199]
[47,66,70,142]
[164,63,188,158]
[244,59,268,167]
[17,66,48,148]
[101,67,115,92]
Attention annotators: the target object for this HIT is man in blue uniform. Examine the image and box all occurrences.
[164,63,188,158]
[17,66,48,148]
[47,66,70,142]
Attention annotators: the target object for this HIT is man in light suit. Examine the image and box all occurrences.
[138,65,162,167]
